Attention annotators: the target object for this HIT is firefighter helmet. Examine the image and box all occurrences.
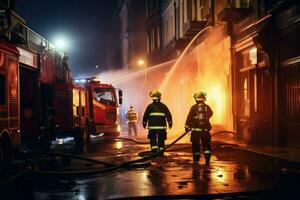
[193,91,207,102]
[149,90,161,100]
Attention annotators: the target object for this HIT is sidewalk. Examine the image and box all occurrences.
[213,134,300,164]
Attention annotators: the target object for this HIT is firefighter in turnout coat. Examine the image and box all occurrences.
[143,90,172,155]
[185,91,213,164]
[126,106,138,136]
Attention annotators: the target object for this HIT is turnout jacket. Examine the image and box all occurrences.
[126,109,138,123]
[185,102,213,131]
[143,101,172,130]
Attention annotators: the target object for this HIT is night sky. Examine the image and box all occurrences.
[15,0,119,78]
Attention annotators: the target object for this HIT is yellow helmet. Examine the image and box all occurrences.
[193,91,207,102]
[149,89,161,100]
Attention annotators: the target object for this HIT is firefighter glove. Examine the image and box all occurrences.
[142,122,147,129]
[168,121,172,129]
[185,126,191,133]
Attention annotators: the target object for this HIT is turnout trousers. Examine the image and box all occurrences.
[148,130,167,155]
[128,122,137,136]
[190,131,211,163]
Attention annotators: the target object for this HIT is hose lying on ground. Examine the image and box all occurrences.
[23,152,116,167]
[34,130,190,177]
[21,130,236,177]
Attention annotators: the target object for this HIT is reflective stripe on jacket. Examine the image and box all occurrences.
[185,102,213,131]
[126,109,138,122]
[143,101,172,130]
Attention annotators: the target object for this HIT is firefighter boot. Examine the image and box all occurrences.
[151,146,158,154]
[193,153,200,162]
[158,147,164,156]
[204,150,211,165]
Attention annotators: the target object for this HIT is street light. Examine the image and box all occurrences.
[53,35,69,52]
[137,59,147,84]
[137,59,145,66]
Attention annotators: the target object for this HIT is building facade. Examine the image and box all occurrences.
[220,0,300,147]
[146,0,215,66]
[145,0,300,147]
[118,0,300,147]
[118,0,148,70]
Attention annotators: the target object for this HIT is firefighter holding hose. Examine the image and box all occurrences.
[185,91,213,164]
[143,90,172,156]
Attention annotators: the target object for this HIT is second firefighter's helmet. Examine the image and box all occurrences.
[149,89,161,101]
[193,91,207,102]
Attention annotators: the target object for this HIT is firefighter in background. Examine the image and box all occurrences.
[126,106,138,136]
[143,90,172,155]
[185,91,213,164]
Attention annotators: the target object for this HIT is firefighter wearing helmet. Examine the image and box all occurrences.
[126,106,138,136]
[185,91,213,164]
[143,90,172,156]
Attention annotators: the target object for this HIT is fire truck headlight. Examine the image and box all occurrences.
[117,125,121,132]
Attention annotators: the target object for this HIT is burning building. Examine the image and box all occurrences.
[220,0,300,147]
[110,0,300,147]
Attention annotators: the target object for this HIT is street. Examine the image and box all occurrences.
[3,134,296,200]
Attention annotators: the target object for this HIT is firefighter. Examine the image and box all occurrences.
[185,91,213,164]
[143,90,172,156]
[126,106,138,136]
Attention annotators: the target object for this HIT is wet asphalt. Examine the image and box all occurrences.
[2,135,300,200]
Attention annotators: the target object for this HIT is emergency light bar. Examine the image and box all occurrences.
[74,77,101,84]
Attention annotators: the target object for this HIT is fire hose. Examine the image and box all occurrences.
[32,130,189,177]
[32,130,235,177]
[1,130,236,181]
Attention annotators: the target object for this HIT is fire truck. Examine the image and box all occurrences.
[74,78,122,136]
[0,4,122,163]
[0,40,20,163]
[53,78,122,147]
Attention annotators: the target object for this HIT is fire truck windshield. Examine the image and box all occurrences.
[93,88,116,105]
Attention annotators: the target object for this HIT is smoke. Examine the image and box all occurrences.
[96,24,233,141]
[159,24,233,138]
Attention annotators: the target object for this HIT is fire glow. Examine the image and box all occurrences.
[98,26,233,142]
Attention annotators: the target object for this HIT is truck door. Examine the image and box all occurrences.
[20,67,39,145]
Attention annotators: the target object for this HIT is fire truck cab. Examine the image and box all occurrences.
[78,78,123,136]
[0,41,20,163]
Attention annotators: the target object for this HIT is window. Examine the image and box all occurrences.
[0,74,5,105]
[156,26,161,49]
[233,0,253,8]
[243,77,250,117]
[147,33,151,53]
[94,88,116,105]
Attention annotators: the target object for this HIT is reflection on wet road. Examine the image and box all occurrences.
[31,137,298,199]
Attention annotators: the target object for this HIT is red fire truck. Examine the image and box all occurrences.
[53,78,122,145]
[76,78,122,136]
[0,6,123,163]
[0,40,20,163]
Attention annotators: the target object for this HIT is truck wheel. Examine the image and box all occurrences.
[0,131,13,166]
